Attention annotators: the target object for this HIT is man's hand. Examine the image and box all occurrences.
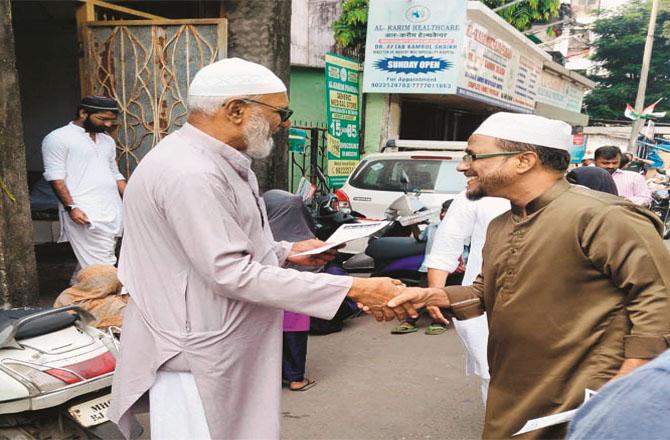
[117,179,127,197]
[426,306,449,326]
[611,358,650,381]
[387,287,451,324]
[69,208,90,225]
[347,277,416,322]
[426,268,451,326]
[286,239,339,267]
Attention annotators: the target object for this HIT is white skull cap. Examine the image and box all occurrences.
[188,57,286,97]
[473,112,572,151]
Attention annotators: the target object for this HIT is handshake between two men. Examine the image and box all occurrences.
[348,279,452,323]
[288,239,452,323]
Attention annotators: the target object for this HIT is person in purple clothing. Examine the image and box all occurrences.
[264,189,319,391]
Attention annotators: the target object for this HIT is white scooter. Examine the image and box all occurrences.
[0,306,139,439]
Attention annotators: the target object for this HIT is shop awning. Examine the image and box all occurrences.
[535,102,589,126]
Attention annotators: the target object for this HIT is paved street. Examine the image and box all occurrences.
[282,317,484,440]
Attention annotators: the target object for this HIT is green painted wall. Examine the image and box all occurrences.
[287,66,327,191]
[287,66,389,189]
[289,66,326,126]
[363,94,385,155]
[289,66,387,154]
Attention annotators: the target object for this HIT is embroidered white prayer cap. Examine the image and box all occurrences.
[188,57,286,97]
[473,112,572,151]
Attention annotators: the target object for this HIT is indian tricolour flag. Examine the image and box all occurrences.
[625,98,667,120]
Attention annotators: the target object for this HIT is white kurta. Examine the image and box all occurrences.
[424,192,509,380]
[108,123,352,440]
[42,122,124,266]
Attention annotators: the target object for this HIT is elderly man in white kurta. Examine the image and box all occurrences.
[108,58,414,440]
[42,96,126,281]
[423,192,509,402]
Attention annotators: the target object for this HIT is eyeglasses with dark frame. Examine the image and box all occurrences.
[240,99,294,123]
[461,151,524,164]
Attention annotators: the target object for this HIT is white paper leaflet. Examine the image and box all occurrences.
[294,221,390,256]
[513,389,597,436]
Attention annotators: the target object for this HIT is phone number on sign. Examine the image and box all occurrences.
[369,82,452,89]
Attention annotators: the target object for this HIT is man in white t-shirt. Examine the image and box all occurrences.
[423,191,509,403]
[41,96,126,281]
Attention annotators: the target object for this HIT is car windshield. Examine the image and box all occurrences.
[349,159,466,193]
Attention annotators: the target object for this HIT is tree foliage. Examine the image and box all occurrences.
[584,0,670,121]
[333,0,561,54]
[488,0,561,31]
[333,0,368,56]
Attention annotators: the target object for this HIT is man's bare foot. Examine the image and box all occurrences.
[289,378,317,391]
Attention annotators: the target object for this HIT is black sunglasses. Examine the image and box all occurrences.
[241,99,294,123]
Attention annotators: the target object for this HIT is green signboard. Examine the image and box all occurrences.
[288,127,306,153]
[325,53,361,187]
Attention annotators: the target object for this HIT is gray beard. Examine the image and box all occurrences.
[244,111,274,159]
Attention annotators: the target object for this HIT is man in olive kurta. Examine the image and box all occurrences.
[390,113,670,439]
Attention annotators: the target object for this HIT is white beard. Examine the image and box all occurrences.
[243,110,274,159]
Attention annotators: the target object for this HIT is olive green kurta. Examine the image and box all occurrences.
[445,179,670,439]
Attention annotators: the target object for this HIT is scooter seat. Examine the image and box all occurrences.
[0,307,78,340]
[366,237,426,261]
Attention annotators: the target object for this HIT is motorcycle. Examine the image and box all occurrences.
[309,173,446,335]
[310,169,363,240]
[0,306,141,439]
[339,170,441,287]
[651,188,670,239]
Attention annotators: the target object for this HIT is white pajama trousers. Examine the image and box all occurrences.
[452,313,490,405]
[149,371,211,440]
[62,217,117,283]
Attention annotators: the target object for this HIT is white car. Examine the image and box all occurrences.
[336,140,468,219]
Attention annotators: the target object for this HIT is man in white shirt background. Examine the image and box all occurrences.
[41,96,126,282]
[423,191,509,403]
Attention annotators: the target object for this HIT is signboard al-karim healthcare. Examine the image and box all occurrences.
[363,0,467,94]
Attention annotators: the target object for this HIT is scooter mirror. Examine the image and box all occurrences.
[400,169,411,194]
[0,324,18,349]
[315,168,329,190]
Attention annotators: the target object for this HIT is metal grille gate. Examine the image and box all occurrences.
[289,123,330,194]
[78,1,227,176]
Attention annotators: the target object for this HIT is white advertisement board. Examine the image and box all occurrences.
[363,0,467,94]
[456,21,542,113]
[536,70,586,114]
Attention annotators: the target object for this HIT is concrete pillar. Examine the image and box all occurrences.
[363,93,402,154]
